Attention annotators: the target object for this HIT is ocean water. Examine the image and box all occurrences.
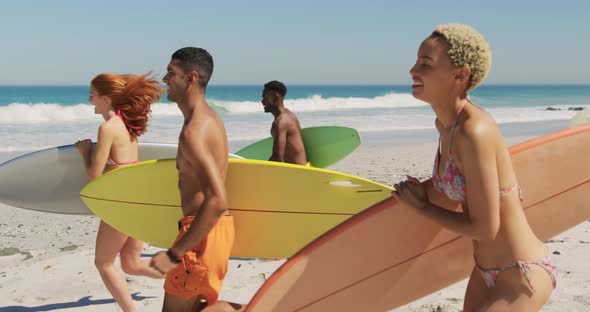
[0,85,588,156]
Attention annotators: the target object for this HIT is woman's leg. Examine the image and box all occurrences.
[95,220,136,312]
[119,237,165,279]
[463,267,490,312]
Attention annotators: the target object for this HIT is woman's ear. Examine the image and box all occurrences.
[102,95,112,106]
[455,66,471,83]
[454,66,472,92]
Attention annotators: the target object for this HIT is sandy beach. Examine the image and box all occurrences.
[1,1,589,310]
[1,122,589,312]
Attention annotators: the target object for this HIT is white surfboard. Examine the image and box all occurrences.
[0,143,245,215]
[570,107,590,127]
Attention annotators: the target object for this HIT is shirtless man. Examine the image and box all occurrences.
[261,81,308,165]
[150,47,242,312]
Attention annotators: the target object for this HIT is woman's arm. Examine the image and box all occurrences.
[76,123,113,180]
[395,121,501,240]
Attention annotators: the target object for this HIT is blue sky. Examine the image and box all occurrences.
[0,0,588,85]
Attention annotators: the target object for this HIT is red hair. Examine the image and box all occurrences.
[91,73,163,138]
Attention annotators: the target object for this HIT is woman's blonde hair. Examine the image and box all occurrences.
[432,23,491,91]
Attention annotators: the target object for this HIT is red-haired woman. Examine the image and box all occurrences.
[76,73,164,312]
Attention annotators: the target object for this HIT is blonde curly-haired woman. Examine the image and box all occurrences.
[392,24,556,311]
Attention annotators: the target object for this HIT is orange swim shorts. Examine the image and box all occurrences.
[164,215,235,305]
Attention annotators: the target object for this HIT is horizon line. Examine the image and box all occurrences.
[0,83,589,87]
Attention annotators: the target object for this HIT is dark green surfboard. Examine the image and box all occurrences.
[234,126,361,168]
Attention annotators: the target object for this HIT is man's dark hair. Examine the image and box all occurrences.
[171,47,214,88]
[263,80,287,98]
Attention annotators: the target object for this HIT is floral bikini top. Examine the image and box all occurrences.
[432,104,523,202]
[432,106,467,201]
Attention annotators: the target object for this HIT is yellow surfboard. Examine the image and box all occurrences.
[80,159,392,258]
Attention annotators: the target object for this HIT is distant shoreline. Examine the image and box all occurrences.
[0,119,575,163]
[1,83,590,87]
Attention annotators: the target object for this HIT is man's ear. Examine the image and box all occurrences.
[273,91,282,101]
[187,71,199,85]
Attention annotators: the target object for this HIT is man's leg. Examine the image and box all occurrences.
[162,292,205,312]
[202,301,246,312]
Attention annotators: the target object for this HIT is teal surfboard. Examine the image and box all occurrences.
[234,126,361,168]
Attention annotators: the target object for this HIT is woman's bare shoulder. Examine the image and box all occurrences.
[457,107,502,151]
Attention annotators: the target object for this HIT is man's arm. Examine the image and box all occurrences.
[269,119,287,162]
[150,122,228,274]
[169,125,228,256]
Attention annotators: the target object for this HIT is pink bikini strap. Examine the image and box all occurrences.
[116,110,142,130]
[499,182,524,202]
[447,104,466,154]
[516,261,535,291]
